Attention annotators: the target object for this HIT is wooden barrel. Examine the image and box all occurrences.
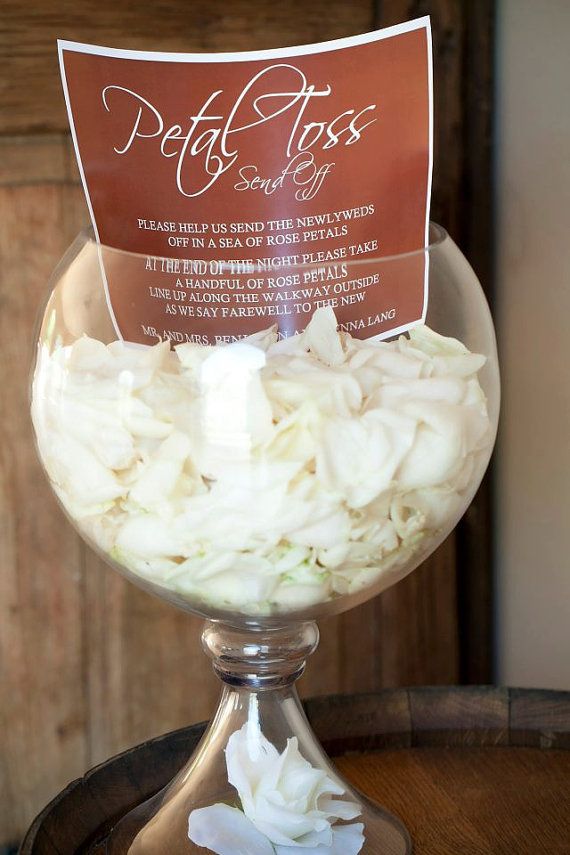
[20,687,570,854]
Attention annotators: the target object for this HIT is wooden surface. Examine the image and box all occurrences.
[0,0,496,845]
[339,748,570,854]
[19,687,570,855]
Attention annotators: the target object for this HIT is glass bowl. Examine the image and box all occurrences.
[30,224,499,854]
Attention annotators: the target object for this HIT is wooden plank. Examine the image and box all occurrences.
[84,557,220,765]
[377,541,460,687]
[299,615,342,699]
[0,184,87,845]
[340,749,491,854]
[307,690,412,754]
[20,726,206,855]
[409,685,508,746]
[375,0,496,684]
[452,0,496,685]
[0,136,79,186]
[0,0,374,136]
[510,688,570,750]
[337,600,381,694]
[338,747,570,854]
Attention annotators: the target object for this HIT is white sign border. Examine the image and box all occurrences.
[58,16,433,342]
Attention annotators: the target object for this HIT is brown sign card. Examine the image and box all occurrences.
[59,18,433,346]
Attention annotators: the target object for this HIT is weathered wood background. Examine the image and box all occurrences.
[0,0,494,845]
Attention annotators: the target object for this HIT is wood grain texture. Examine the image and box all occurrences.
[375,0,496,683]
[82,554,219,763]
[453,0,496,686]
[0,183,87,845]
[0,0,497,844]
[408,685,508,745]
[0,0,374,136]
[19,688,570,855]
[510,689,570,750]
[375,541,459,687]
[0,135,78,186]
[338,748,570,855]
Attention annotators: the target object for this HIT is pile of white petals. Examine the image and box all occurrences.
[188,722,364,855]
[32,307,492,615]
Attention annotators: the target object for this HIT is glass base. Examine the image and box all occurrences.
[106,622,411,855]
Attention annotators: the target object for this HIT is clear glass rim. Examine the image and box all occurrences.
[76,221,449,271]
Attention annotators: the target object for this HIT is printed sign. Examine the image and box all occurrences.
[59,18,433,346]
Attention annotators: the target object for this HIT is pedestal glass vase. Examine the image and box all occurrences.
[30,225,499,854]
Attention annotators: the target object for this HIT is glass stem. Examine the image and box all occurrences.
[108,619,412,854]
[202,619,320,688]
[199,620,333,771]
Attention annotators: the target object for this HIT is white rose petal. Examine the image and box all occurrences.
[377,376,466,406]
[270,581,332,610]
[244,324,279,351]
[432,352,487,377]
[288,509,351,550]
[397,401,467,489]
[274,823,366,855]
[197,342,274,476]
[128,430,191,511]
[303,306,346,366]
[55,398,136,470]
[408,324,469,356]
[115,513,185,558]
[188,803,274,855]
[32,307,493,615]
[43,433,125,507]
[122,410,173,439]
[316,409,416,509]
[225,723,361,849]
[179,564,280,608]
[67,336,111,371]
